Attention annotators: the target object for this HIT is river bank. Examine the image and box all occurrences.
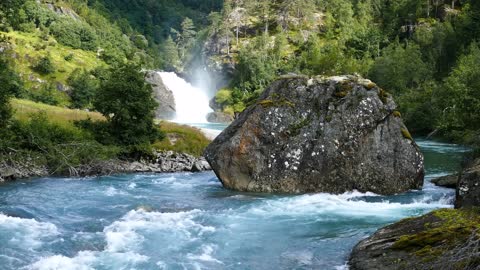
[0,150,211,182]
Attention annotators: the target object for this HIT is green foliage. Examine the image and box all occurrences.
[93,63,160,146]
[153,121,210,157]
[33,54,55,74]
[369,41,432,94]
[68,69,98,109]
[3,112,118,175]
[50,18,98,51]
[0,54,23,128]
[435,42,480,141]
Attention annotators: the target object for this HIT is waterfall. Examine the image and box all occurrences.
[158,72,213,123]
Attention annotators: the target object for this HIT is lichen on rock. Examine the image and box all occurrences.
[205,75,424,195]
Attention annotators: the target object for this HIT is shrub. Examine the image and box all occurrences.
[33,55,55,74]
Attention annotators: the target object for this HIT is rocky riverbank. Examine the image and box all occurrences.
[0,150,211,182]
[349,157,480,270]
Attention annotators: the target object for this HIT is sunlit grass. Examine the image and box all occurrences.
[153,121,211,157]
[11,98,105,124]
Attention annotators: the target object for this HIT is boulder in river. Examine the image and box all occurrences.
[205,75,424,195]
[145,71,176,120]
[431,174,458,189]
[455,158,480,208]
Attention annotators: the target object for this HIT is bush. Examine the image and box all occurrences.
[9,113,118,175]
[68,69,98,109]
[50,18,98,51]
[33,55,55,74]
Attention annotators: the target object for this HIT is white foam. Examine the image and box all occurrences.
[0,214,59,249]
[28,251,148,270]
[158,72,213,123]
[104,209,215,253]
[245,190,452,220]
[187,244,223,264]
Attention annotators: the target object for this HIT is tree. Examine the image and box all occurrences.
[93,63,159,145]
[68,69,98,109]
[172,17,196,60]
[0,55,23,128]
[436,42,480,133]
[162,35,180,71]
[369,41,433,94]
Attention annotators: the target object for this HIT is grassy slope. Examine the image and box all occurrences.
[2,30,106,106]
[11,99,211,156]
[11,98,105,123]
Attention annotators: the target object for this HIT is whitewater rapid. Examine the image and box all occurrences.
[0,139,468,270]
[158,72,213,123]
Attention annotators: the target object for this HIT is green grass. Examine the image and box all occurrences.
[2,30,105,101]
[153,121,211,157]
[11,98,105,124]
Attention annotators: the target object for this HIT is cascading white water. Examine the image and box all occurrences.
[158,72,213,123]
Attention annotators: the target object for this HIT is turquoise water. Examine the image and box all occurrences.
[0,139,469,270]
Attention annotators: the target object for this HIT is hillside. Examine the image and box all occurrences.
[204,0,480,146]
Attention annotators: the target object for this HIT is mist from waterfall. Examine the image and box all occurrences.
[158,72,213,123]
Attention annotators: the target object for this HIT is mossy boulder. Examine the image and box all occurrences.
[205,75,424,194]
[349,209,480,270]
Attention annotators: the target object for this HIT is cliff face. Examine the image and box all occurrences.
[145,71,176,120]
[205,75,424,195]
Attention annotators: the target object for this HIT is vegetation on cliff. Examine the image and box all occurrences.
[206,0,480,146]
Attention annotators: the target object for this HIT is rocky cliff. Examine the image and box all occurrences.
[145,71,176,120]
[205,75,424,195]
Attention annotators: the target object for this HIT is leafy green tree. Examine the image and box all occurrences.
[162,36,180,71]
[436,43,480,135]
[369,41,432,94]
[0,55,23,128]
[93,63,159,145]
[68,69,98,109]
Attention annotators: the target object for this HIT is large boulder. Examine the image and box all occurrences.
[205,75,424,195]
[145,71,176,120]
[455,158,480,208]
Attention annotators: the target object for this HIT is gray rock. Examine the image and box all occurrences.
[431,174,458,189]
[349,210,480,270]
[205,75,424,195]
[145,71,176,120]
[455,158,480,208]
[207,112,234,123]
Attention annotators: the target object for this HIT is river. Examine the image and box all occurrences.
[0,139,469,270]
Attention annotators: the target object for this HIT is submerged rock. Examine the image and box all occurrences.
[205,75,424,195]
[145,71,176,120]
[431,174,458,189]
[455,158,480,208]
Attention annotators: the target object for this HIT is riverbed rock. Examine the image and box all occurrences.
[0,152,48,182]
[349,209,480,270]
[455,158,480,208]
[207,112,234,123]
[431,174,458,189]
[205,75,424,194]
[76,151,211,176]
[145,71,176,120]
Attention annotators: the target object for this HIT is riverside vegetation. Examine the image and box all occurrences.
[1,0,480,268]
